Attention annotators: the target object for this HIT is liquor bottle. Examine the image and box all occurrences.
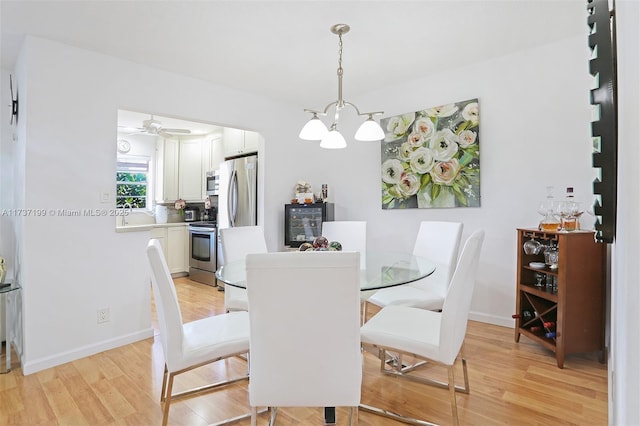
[560,187,580,231]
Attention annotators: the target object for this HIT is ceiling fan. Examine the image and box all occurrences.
[121,115,192,137]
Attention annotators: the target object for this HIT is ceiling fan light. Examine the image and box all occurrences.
[319,130,347,149]
[299,115,328,140]
[355,117,385,141]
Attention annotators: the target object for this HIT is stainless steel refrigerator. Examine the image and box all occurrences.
[217,154,258,267]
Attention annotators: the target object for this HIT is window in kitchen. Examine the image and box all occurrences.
[116,157,150,208]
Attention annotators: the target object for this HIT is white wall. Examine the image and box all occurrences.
[610,1,640,424]
[12,36,300,373]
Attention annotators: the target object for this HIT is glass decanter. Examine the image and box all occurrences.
[538,186,561,232]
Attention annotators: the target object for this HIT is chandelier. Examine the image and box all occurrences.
[299,24,384,149]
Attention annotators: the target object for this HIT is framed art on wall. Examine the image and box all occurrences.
[381,98,480,209]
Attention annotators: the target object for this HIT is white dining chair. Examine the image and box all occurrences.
[360,229,485,426]
[245,251,362,425]
[219,226,268,312]
[146,239,251,426]
[364,221,463,319]
[321,220,370,324]
[321,220,367,252]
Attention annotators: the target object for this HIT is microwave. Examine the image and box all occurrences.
[206,171,220,196]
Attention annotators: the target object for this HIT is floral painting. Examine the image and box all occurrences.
[381,98,480,209]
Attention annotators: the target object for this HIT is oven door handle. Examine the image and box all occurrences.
[189,227,216,233]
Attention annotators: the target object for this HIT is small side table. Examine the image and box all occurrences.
[1,282,20,374]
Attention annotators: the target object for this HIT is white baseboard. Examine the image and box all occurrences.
[469,311,515,328]
[21,327,155,375]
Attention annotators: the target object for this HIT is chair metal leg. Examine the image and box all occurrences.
[359,404,438,426]
[447,366,459,426]
[161,367,249,426]
[161,372,175,426]
[361,300,368,325]
[460,343,470,393]
[269,407,278,425]
[364,344,470,425]
[349,406,359,425]
[160,364,169,403]
[251,407,258,426]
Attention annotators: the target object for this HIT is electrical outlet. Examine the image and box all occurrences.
[97,307,110,323]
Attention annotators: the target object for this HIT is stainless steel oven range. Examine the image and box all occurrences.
[188,222,217,286]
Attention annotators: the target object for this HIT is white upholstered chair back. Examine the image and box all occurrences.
[365,221,463,314]
[246,251,362,415]
[220,226,268,311]
[147,239,185,370]
[321,221,367,252]
[411,221,463,297]
[439,229,485,363]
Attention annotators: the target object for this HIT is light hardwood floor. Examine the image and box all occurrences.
[0,277,607,425]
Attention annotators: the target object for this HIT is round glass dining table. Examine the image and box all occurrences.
[215,251,436,291]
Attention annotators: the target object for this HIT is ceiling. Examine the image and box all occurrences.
[117,109,222,137]
[2,0,587,129]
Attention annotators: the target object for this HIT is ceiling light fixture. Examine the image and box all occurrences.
[299,24,384,149]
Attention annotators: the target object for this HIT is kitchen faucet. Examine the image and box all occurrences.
[121,202,132,226]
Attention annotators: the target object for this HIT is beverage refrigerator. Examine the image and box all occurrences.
[284,202,334,247]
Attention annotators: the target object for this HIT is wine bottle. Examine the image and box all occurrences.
[545,331,557,338]
[513,309,535,320]
[530,326,542,332]
[543,321,555,328]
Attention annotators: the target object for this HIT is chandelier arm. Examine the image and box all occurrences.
[300,23,384,147]
[306,102,384,118]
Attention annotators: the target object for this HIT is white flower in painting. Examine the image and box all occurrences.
[462,102,479,123]
[429,129,459,161]
[409,147,435,174]
[397,141,415,161]
[424,103,458,118]
[396,171,421,197]
[430,158,461,186]
[458,130,477,148]
[407,131,426,148]
[413,117,435,139]
[381,158,404,184]
[385,113,415,138]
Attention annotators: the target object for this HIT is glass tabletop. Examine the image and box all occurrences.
[215,251,436,291]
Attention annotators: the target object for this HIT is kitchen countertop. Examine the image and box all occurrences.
[115,222,189,233]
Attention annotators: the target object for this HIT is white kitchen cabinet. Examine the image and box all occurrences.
[149,227,168,257]
[202,135,224,174]
[167,226,188,274]
[155,138,179,203]
[150,226,188,275]
[178,140,203,202]
[223,128,259,158]
[201,136,224,200]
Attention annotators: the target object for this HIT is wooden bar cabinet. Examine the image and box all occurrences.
[515,228,606,368]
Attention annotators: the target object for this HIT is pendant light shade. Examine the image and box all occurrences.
[355,116,385,141]
[319,130,347,149]
[300,24,383,149]
[299,113,329,140]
